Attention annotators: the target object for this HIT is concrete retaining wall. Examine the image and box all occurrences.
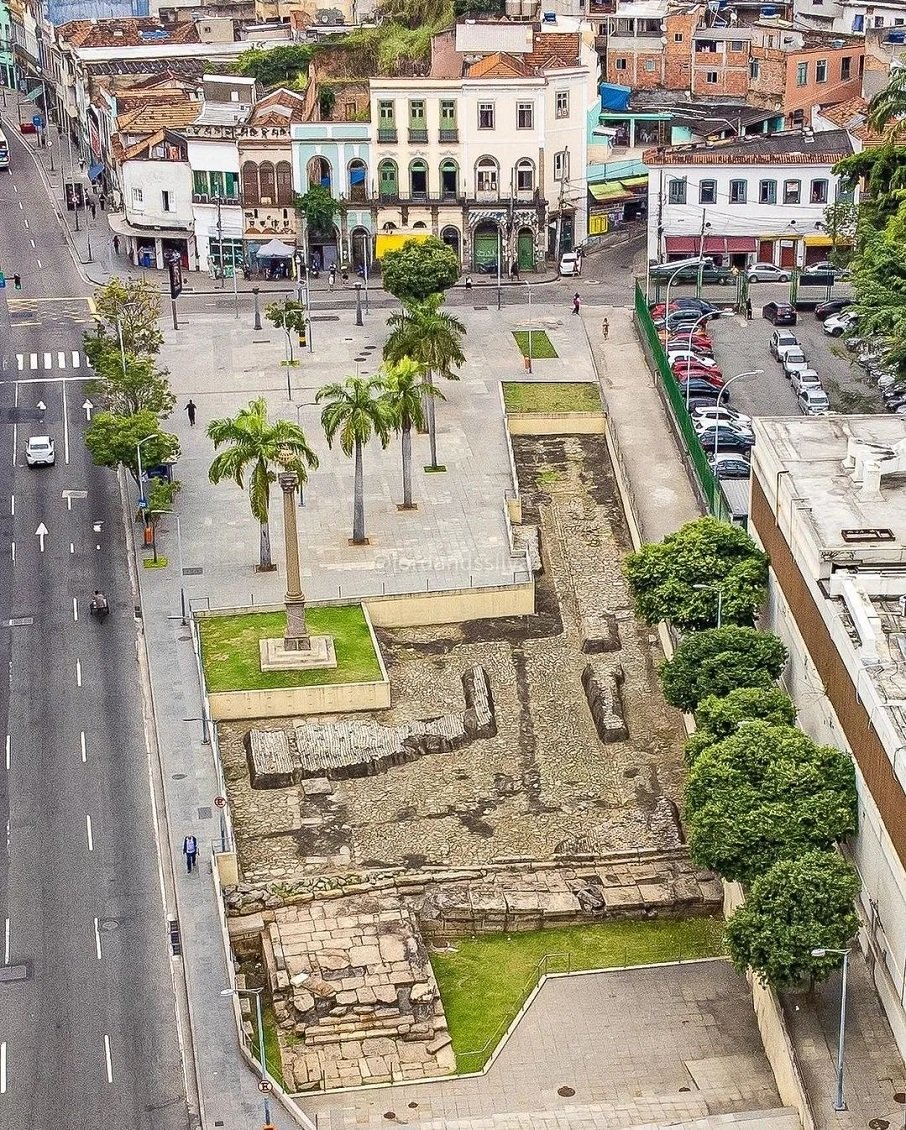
[506,411,607,435]
[364,582,534,627]
[208,678,392,721]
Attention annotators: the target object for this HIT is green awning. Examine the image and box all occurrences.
[24,87,43,102]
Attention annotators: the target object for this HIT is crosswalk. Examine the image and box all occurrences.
[15,350,91,374]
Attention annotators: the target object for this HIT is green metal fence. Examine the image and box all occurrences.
[634,283,731,523]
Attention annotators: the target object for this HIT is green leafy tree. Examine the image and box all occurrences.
[265,298,307,366]
[686,687,797,766]
[383,294,465,469]
[92,276,163,356]
[84,410,179,482]
[380,358,444,509]
[235,44,314,87]
[381,236,460,304]
[375,0,454,27]
[84,336,175,418]
[148,477,181,520]
[207,398,319,571]
[835,146,906,231]
[868,65,906,139]
[625,517,769,632]
[317,376,392,545]
[661,627,787,713]
[685,722,858,883]
[848,226,906,379]
[726,851,860,990]
[294,184,339,239]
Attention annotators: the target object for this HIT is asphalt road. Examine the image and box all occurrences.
[0,124,188,1129]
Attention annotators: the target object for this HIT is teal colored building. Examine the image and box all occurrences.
[0,0,15,92]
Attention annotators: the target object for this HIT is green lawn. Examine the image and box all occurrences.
[199,606,382,691]
[502,381,602,414]
[431,917,726,1071]
[512,330,559,359]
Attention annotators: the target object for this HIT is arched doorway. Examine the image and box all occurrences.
[307,156,332,191]
[350,226,371,269]
[440,159,459,199]
[441,225,460,260]
[472,220,500,272]
[378,159,398,200]
[517,227,535,271]
[348,158,368,203]
[309,224,340,271]
[409,159,428,200]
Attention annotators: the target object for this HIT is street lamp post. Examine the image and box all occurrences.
[713,369,763,461]
[810,947,851,1112]
[220,987,272,1124]
[524,281,533,373]
[252,286,261,331]
[683,311,715,408]
[693,581,724,629]
[354,280,363,327]
[151,509,186,622]
[135,434,157,526]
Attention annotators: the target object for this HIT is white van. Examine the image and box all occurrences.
[559,251,582,277]
[798,388,830,415]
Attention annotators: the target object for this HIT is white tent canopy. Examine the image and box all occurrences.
[255,238,295,258]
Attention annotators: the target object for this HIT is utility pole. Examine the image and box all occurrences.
[215,194,224,289]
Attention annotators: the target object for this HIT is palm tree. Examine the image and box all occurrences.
[207,398,319,571]
[383,293,466,470]
[316,376,392,544]
[868,66,906,139]
[380,359,445,509]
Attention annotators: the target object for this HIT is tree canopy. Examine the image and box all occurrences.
[684,721,858,882]
[686,686,797,766]
[92,276,163,356]
[661,627,787,713]
[84,336,175,419]
[624,517,769,633]
[234,44,314,87]
[725,851,860,989]
[381,236,460,303]
[294,184,339,237]
[84,410,179,482]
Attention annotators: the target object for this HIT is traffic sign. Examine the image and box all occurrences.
[0,274,5,289]
[214,795,227,809]
[138,497,148,509]
[257,1080,273,1094]
[32,114,43,130]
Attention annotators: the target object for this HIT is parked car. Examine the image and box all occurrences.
[769,330,800,361]
[782,349,810,378]
[650,297,720,317]
[686,394,723,411]
[790,369,822,395]
[667,349,718,367]
[559,251,581,277]
[823,311,856,337]
[708,453,752,479]
[696,424,756,452]
[692,405,753,430]
[25,435,55,467]
[649,256,714,278]
[653,313,707,333]
[672,365,725,387]
[747,262,791,283]
[814,297,854,322]
[665,335,713,353]
[762,302,797,326]
[693,413,752,437]
[678,378,730,401]
[651,262,734,285]
[798,387,830,415]
[809,260,849,278]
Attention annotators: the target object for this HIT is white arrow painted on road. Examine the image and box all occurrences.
[36,400,46,411]
[35,523,48,551]
[82,400,94,420]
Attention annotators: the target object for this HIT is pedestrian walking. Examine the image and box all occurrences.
[464,274,473,291]
[112,234,120,255]
[510,261,519,280]
[745,297,753,320]
[183,834,198,873]
[185,399,197,427]
[601,316,609,340]
[89,199,97,220]
[98,193,106,212]
[572,292,581,316]
[328,267,336,291]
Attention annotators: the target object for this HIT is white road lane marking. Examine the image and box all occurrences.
[12,182,17,191]
[29,238,34,249]
[4,734,8,771]
[76,659,82,687]
[1,1040,6,1093]
[17,198,21,208]
[80,732,86,763]
[103,1035,113,1083]
[62,381,69,465]
[42,353,51,370]
[57,351,66,369]
[36,259,41,268]
[11,383,18,466]
[85,815,93,852]
[94,918,101,960]
[71,350,80,368]
[72,597,78,622]
[9,543,14,564]
[22,218,28,228]
[15,355,22,372]
[8,496,12,516]
[28,353,36,371]
[66,494,71,511]
[3,917,8,965]
[70,543,74,554]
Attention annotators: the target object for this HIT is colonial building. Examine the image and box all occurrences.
[644,128,854,266]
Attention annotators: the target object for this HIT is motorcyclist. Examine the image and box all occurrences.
[91,590,109,613]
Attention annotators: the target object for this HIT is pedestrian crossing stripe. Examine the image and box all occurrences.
[16,351,87,372]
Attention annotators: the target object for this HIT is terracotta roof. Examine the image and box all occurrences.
[58,18,200,49]
[819,96,868,128]
[466,51,531,79]
[523,30,582,71]
[644,128,853,166]
[247,86,307,125]
[116,98,200,133]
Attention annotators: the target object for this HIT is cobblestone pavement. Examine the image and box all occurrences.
[219,432,686,883]
[300,961,792,1130]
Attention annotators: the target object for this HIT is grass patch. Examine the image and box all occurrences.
[143,556,168,569]
[512,330,558,359]
[199,606,382,691]
[536,467,561,487]
[502,381,601,414]
[431,917,726,1071]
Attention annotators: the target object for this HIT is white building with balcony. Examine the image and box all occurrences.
[644,128,855,268]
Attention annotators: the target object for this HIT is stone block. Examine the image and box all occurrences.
[274,970,290,990]
[638,881,674,907]
[227,912,265,938]
[361,1037,396,1058]
[410,982,432,1002]
[426,1032,452,1055]
[302,777,333,797]
[316,950,350,971]
[349,944,381,966]
[292,990,315,1014]
[435,1044,457,1073]
[340,1041,362,1061]
[378,935,407,963]
[374,984,400,1003]
[602,884,643,909]
[336,990,358,1005]
[357,986,377,1005]
[581,662,629,744]
[579,612,621,654]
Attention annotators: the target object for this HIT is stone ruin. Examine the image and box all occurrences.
[581,662,629,744]
[244,665,496,787]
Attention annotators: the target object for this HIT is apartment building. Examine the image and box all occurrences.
[749,415,906,1063]
[644,128,853,264]
[862,24,906,98]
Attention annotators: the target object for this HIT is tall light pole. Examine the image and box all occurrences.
[682,311,715,408]
[811,947,851,1112]
[524,281,533,373]
[354,280,363,326]
[151,509,186,622]
[713,370,762,461]
[135,433,157,526]
[693,581,724,629]
[220,987,272,1124]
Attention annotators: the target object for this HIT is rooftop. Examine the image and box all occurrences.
[455,21,534,55]
[644,127,853,165]
[57,17,200,49]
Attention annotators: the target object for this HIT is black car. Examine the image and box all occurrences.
[709,454,751,479]
[697,425,755,451]
[687,394,723,411]
[678,378,730,401]
[763,301,797,326]
[814,297,854,322]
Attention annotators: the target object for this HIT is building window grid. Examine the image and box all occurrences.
[668,178,686,204]
[729,178,747,204]
[816,58,828,82]
[796,61,808,85]
[699,180,717,204]
[783,179,801,205]
[841,55,852,79]
[516,101,534,129]
[810,178,829,204]
[478,102,495,129]
[555,90,569,117]
[706,70,719,83]
[553,150,569,182]
[759,179,777,204]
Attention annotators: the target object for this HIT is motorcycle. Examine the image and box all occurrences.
[89,594,110,620]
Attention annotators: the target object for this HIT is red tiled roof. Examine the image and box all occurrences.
[58,18,199,49]
[466,51,531,79]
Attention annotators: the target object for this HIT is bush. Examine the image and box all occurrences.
[726,851,860,989]
[661,627,787,713]
[685,722,858,883]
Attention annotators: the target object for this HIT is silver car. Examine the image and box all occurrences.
[747,262,791,283]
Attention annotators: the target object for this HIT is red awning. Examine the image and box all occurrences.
[664,236,697,254]
[665,235,758,256]
[724,236,758,252]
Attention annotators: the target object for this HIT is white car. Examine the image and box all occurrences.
[667,350,718,368]
[798,387,830,415]
[691,405,753,430]
[747,262,791,283]
[25,436,55,467]
[790,369,822,395]
[559,251,581,277]
[769,330,800,361]
[824,311,856,337]
[693,414,753,438]
[782,349,810,378]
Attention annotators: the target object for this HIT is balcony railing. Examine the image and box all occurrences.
[378,189,465,204]
[439,126,458,142]
[377,127,398,142]
[408,126,428,142]
[192,193,241,206]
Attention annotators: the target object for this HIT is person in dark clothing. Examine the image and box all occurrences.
[112,235,120,255]
[572,293,581,315]
[745,297,753,320]
[183,834,198,873]
[185,400,197,427]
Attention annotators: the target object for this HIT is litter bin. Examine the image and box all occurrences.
[143,524,154,547]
